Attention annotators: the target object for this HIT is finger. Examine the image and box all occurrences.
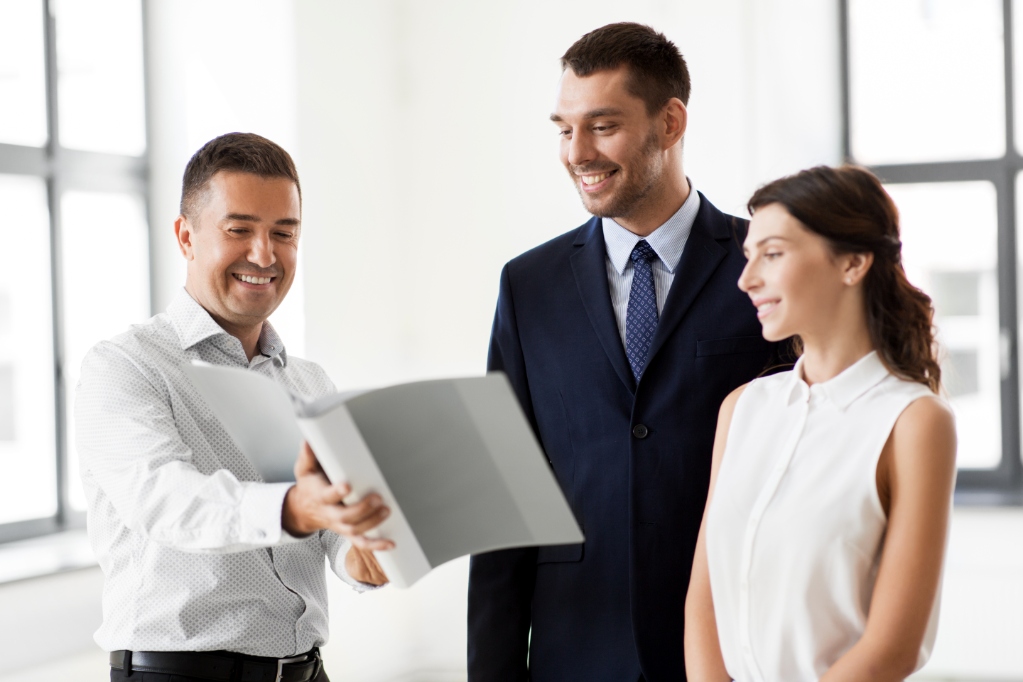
[336,496,386,526]
[294,442,326,478]
[318,482,347,506]
[333,480,352,500]
[349,535,396,552]
[335,506,391,537]
[334,492,382,517]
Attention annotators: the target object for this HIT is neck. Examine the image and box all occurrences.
[185,283,263,361]
[614,163,690,237]
[793,288,875,386]
[798,323,874,386]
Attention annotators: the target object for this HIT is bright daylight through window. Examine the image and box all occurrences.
[847,0,1023,498]
[0,0,149,542]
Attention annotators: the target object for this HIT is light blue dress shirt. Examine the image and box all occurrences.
[602,182,702,345]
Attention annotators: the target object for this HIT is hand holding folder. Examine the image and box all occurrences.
[183,362,584,588]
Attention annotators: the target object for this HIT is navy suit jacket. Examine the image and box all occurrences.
[467,194,778,681]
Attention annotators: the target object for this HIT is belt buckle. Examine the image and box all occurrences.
[275,654,307,682]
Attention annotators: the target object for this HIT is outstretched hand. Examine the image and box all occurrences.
[281,442,393,584]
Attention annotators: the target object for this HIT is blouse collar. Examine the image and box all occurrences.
[787,351,892,410]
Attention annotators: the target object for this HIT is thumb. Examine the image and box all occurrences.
[294,442,323,478]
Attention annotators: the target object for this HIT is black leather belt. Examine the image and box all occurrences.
[109,647,321,682]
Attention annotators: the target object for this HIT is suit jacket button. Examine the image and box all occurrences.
[632,424,649,439]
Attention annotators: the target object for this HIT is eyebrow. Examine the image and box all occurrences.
[224,213,300,226]
[550,107,626,122]
[742,236,790,254]
[755,236,790,247]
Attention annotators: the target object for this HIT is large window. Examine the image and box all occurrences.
[0,0,150,542]
[844,0,1023,500]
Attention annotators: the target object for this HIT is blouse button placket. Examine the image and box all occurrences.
[737,392,810,680]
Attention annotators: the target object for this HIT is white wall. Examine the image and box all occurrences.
[146,0,306,353]
[294,0,842,391]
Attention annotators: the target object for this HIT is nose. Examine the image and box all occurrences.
[737,257,758,293]
[248,232,276,269]
[565,130,596,169]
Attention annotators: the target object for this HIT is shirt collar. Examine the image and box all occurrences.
[786,350,891,409]
[601,180,701,275]
[256,321,288,367]
[168,287,288,366]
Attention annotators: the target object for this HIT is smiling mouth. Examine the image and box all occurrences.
[756,300,779,318]
[579,169,618,186]
[233,273,274,285]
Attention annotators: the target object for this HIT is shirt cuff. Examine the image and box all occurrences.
[335,542,386,593]
[239,481,302,546]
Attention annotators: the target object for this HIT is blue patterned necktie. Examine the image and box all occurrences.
[626,240,659,381]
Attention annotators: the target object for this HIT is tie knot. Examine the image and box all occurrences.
[630,240,657,264]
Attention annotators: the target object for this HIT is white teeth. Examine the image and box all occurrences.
[757,302,777,312]
[237,274,272,285]
[581,172,611,185]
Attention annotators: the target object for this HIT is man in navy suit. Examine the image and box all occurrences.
[467,23,777,681]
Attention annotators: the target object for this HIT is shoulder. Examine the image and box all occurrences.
[284,355,336,397]
[717,383,749,425]
[693,191,749,244]
[889,390,957,469]
[742,366,793,397]
[893,391,955,440]
[80,313,173,379]
[504,219,596,275]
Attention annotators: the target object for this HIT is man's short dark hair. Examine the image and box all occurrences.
[180,132,301,219]
[561,22,690,114]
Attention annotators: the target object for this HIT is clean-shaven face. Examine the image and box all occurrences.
[181,171,300,332]
[552,66,665,219]
[738,203,849,342]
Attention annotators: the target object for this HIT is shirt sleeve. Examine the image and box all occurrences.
[320,530,385,593]
[76,341,300,554]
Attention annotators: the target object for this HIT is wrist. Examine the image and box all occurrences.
[281,485,315,537]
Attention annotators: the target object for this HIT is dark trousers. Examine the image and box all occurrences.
[110,665,331,682]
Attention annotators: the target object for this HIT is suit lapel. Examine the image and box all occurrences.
[646,195,732,366]
[570,218,636,394]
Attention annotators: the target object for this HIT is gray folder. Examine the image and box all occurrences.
[183,362,583,588]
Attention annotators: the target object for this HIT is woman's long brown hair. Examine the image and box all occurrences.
[748,165,941,393]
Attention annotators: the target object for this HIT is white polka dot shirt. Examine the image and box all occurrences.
[76,288,367,656]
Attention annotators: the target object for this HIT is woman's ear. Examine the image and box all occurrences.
[842,252,874,286]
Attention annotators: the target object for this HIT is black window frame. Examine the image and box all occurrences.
[841,0,1023,504]
[0,0,152,543]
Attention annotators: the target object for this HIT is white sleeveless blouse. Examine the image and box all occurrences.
[706,351,941,681]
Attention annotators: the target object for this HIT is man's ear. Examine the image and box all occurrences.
[175,215,196,260]
[663,98,687,149]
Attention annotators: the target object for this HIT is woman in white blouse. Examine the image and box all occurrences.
[684,165,957,682]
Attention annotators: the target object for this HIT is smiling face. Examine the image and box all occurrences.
[739,203,857,342]
[176,171,300,339]
[552,67,669,220]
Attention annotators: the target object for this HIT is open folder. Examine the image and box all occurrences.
[182,361,584,588]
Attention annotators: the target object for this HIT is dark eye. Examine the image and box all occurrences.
[558,128,572,137]
[765,251,782,260]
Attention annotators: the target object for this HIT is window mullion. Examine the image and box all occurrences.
[43,0,69,531]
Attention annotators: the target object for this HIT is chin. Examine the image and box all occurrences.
[758,321,792,343]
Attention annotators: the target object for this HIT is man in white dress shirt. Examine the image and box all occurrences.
[76,133,392,682]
